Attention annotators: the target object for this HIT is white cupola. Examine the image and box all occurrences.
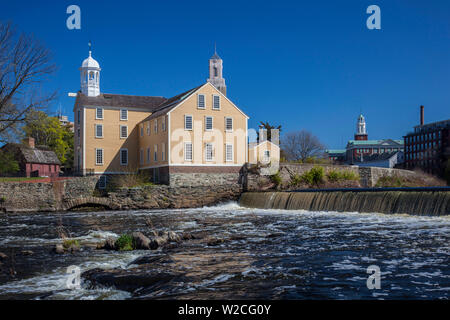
[356,113,367,135]
[80,43,101,97]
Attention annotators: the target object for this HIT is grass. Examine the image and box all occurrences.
[0,177,45,182]
[115,234,135,251]
[270,171,282,186]
[107,169,154,191]
[289,167,359,187]
[375,171,446,188]
[326,169,359,182]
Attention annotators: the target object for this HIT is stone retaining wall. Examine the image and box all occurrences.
[0,175,241,213]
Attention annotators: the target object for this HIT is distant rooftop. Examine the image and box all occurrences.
[347,139,404,146]
[410,118,450,135]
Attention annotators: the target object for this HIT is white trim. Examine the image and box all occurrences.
[95,148,104,166]
[197,94,206,109]
[205,143,214,162]
[94,171,137,175]
[168,113,171,165]
[95,124,103,138]
[83,108,86,172]
[120,125,128,139]
[225,143,233,162]
[120,148,128,166]
[225,116,233,132]
[184,142,193,161]
[167,82,249,119]
[245,118,248,163]
[83,105,151,113]
[95,107,104,120]
[184,114,193,131]
[205,115,213,131]
[170,163,243,167]
[212,94,221,110]
[120,109,128,121]
[139,163,244,170]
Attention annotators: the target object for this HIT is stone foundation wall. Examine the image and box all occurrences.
[0,175,242,213]
[169,172,242,187]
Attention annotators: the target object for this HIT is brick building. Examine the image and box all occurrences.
[403,106,450,175]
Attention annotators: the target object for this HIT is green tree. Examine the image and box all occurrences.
[0,149,19,174]
[22,110,74,169]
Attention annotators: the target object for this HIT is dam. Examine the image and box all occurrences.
[239,188,450,216]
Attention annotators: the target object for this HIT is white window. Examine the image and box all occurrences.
[197,94,205,109]
[184,142,193,161]
[77,109,81,124]
[154,119,158,133]
[140,149,144,165]
[226,144,233,162]
[120,125,128,139]
[140,125,144,137]
[98,176,107,189]
[162,143,165,161]
[95,148,103,165]
[120,109,128,121]
[225,117,233,131]
[162,117,166,131]
[205,116,213,131]
[96,108,103,119]
[120,149,128,166]
[205,143,213,161]
[213,95,220,110]
[154,144,158,162]
[264,150,270,161]
[146,122,150,135]
[147,147,150,163]
[185,115,193,130]
[95,124,103,138]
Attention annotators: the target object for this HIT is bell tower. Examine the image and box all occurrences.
[80,42,101,97]
[355,113,368,141]
[207,44,226,96]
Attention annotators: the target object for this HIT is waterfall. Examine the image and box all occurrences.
[239,191,450,216]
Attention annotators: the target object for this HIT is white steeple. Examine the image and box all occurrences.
[207,44,227,96]
[80,42,101,97]
[356,113,367,135]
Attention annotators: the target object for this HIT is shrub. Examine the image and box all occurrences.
[271,171,282,186]
[301,166,324,186]
[341,170,359,181]
[63,239,80,250]
[108,169,152,190]
[290,173,302,186]
[115,234,134,251]
[326,170,340,182]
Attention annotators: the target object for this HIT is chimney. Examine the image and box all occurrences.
[28,137,35,149]
[420,105,424,126]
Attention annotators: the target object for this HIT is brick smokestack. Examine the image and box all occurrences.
[420,105,424,126]
[28,137,35,149]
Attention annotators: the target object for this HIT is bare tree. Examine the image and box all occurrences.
[281,130,326,162]
[0,21,56,143]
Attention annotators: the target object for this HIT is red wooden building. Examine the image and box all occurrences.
[1,138,61,178]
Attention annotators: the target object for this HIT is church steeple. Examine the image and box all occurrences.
[80,42,101,97]
[207,44,226,96]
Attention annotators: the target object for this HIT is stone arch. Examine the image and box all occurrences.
[63,197,118,211]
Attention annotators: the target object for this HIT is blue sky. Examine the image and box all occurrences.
[1,0,449,149]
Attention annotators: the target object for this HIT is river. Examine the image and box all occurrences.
[0,203,449,300]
